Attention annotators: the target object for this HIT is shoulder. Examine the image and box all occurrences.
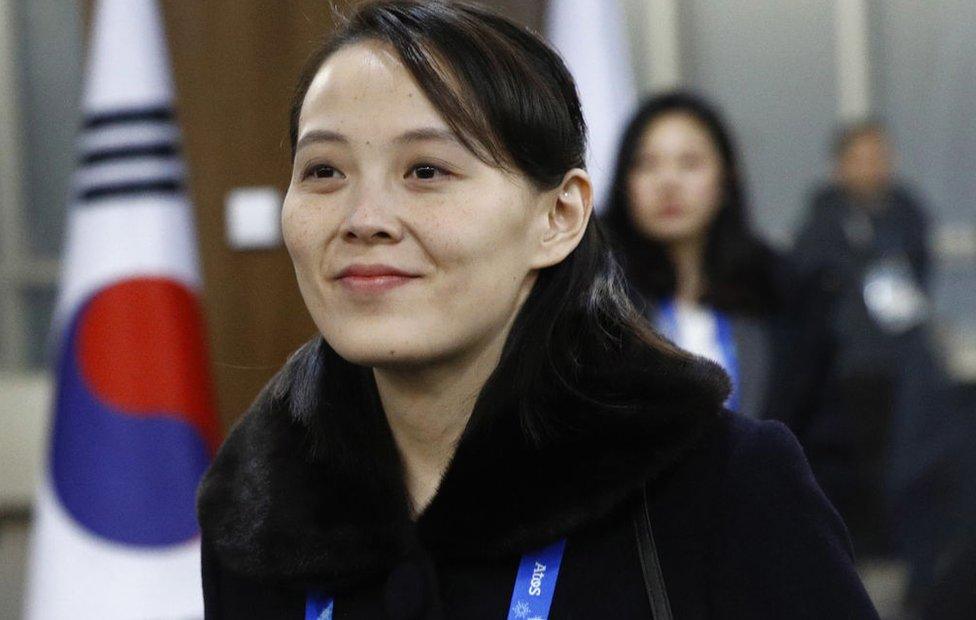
[671,412,839,517]
[796,184,848,239]
[649,412,838,537]
[720,412,815,490]
[714,414,853,551]
[708,413,879,617]
[889,181,922,205]
[889,183,929,222]
[650,412,878,617]
[806,183,844,213]
[793,186,848,259]
[707,412,848,542]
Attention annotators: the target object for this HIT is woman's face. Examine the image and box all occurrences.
[626,112,724,245]
[283,42,580,369]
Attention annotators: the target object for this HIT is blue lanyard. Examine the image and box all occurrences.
[305,538,567,619]
[506,539,566,620]
[305,591,333,620]
[658,298,740,412]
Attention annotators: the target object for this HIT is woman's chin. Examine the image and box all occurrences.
[326,336,443,370]
[647,223,706,245]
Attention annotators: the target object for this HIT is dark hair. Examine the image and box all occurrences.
[289,0,584,189]
[278,2,727,448]
[831,117,887,159]
[602,91,780,316]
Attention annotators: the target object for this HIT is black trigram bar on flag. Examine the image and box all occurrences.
[76,104,185,203]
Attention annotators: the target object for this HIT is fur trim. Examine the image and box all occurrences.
[197,337,725,589]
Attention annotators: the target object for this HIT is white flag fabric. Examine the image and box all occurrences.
[24,1,219,618]
[546,0,638,212]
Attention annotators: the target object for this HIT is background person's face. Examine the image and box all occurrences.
[282,42,545,369]
[626,112,724,246]
[837,130,893,201]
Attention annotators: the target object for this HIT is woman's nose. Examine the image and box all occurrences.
[338,189,403,244]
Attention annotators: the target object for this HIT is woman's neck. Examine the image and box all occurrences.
[667,235,707,304]
[373,330,509,517]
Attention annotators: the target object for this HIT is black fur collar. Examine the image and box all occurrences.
[197,337,726,590]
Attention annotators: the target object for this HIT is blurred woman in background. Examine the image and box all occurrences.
[603,92,785,419]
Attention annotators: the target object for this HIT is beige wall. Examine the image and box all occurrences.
[0,374,52,511]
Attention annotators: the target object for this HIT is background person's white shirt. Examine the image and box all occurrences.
[668,300,731,374]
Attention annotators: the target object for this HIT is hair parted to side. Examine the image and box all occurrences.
[290,0,585,189]
[279,1,728,448]
[602,91,781,316]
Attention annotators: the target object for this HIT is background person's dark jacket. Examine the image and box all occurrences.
[197,339,878,619]
[773,182,934,481]
[771,181,962,594]
[785,182,930,390]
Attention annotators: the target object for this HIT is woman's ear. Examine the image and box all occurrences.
[531,169,593,269]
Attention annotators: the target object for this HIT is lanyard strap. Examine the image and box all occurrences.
[713,311,740,412]
[658,298,740,412]
[305,591,333,620]
[506,538,566,620]
[656,298,680,345]
[305,539,566,619]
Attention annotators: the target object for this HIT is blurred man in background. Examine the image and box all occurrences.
[788,120,929,554]
[780,120,976,614]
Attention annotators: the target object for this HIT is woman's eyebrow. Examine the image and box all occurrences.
[295,129,348,152]
[295,127,463,152]
[393,128,461,146]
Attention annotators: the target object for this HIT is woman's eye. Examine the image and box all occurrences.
[303,164,343,180]
[407,164,449,181]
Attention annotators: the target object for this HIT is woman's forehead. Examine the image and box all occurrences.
[640,113,716,152]
[298,42,448,142]
[308,42,405,96]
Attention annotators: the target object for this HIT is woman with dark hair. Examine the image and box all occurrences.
[603,92,784,419]
[196,2,877,618]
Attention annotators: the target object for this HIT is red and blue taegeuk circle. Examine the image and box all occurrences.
[51,277,220,546]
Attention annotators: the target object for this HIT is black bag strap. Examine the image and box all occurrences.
[633,485,673,620]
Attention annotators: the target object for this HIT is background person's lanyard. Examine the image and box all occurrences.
[658,298,740,412]
[305,539,567,619]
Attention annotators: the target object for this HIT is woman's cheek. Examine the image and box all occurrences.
[280,202,306,256]
[626,176,648,211]
[703,168,723,205]
[283,204,331,261]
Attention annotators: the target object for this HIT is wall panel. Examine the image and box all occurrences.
[679,0,837,244]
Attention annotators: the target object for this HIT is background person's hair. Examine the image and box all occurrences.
[602,91,780,316]
[278,1,728,450]
[831,117,887,160]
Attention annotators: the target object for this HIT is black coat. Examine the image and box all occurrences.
[197,340,878,619]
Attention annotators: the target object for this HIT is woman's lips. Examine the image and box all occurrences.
[658,204,685,219]
[335,264,420,294]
